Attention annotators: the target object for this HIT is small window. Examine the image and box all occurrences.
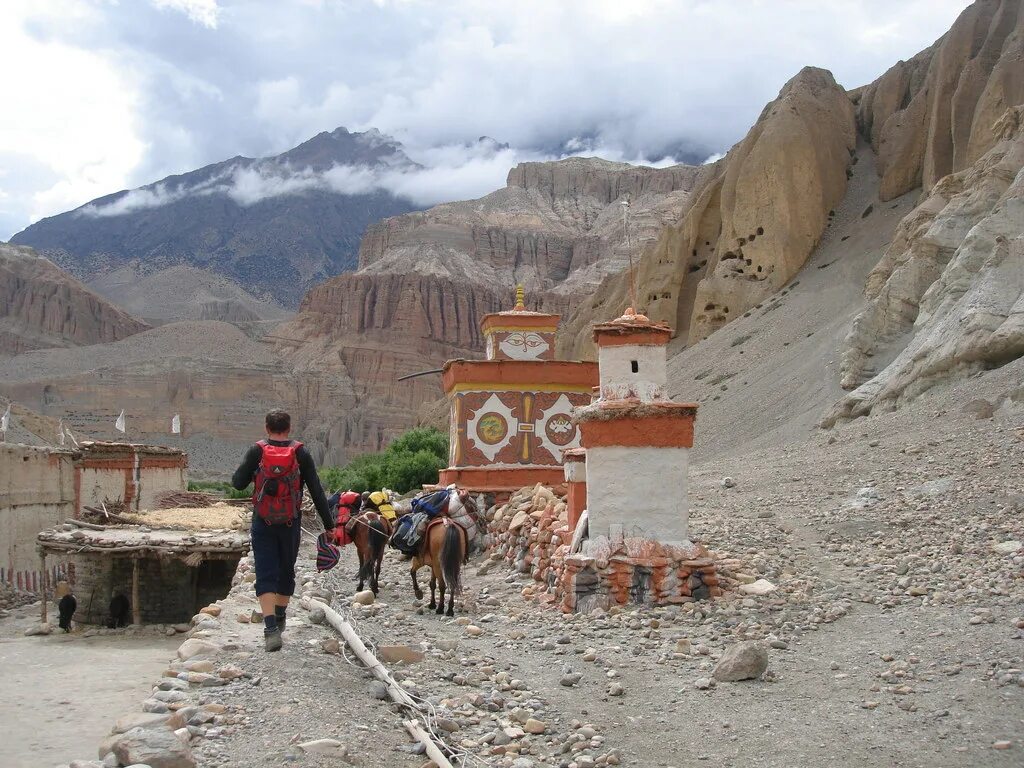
[630,360,639,373]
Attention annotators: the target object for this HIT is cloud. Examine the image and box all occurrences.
[151,0,220,28]
[2,0,974,238]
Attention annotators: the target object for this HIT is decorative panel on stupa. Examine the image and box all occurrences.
[437,286,598,493]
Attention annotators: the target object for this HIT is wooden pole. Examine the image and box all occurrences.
[314,601,455,768]
[131,557,141,626]
[403,719,455,768]
[40,553,48,625]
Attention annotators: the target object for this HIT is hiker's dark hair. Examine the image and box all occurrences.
[265,409,291,433]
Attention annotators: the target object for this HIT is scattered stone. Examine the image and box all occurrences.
[712,642,769,682]
[25,623,52,636]
[694,677,715,690]
[321,638,341,655]
[722,477,736,488]
[368,681,390,700]
[608,682,624,696]
[298,739,352,759]
[176,639,220,661]
[738,579,777,596]
[992,541,1021,555]
[523,718,546,734]
[352,590,375,606]
[112,726,195,768]
[377,644,425,664]
[465,625,483,637]
[113,712,173,734]
[993,741,1012,750]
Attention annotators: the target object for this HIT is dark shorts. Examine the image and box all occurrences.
[251,514,301,597]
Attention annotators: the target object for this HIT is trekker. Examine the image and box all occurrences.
[232,409,334,651]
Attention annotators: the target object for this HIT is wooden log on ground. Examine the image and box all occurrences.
[313,600,455,768]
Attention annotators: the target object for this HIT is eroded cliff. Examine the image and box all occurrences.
[0,244,148,356]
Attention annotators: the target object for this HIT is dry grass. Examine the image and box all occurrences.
[123,502,250,531]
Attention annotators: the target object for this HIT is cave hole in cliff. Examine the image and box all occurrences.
[704,303,716,311]
[738,237,746,246]
[692,249,697,257]
[748,233,756,242]
[756,227,764,236]
[757,266,763,273]
[745,259,752,266]
[688,264,701,273]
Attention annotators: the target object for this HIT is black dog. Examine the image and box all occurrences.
[58,593,76,632]
[107,593,130,628]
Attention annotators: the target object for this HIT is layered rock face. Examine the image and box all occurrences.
[855,0,1024,200]
[0,244,148,356]
[0,321,352,476]
[560,67,856,355]
[277,157,703,461]
[826,105,1024,423]
[86,263,289,324]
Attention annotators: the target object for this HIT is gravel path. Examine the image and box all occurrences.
[136,367,1021,768]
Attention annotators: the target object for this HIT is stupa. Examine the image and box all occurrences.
[574,307,696,544]
[438,286,598,495]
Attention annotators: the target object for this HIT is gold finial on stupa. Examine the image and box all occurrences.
[514,283,526,311]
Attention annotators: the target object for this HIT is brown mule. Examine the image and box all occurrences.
[410,517,467,616]
[351,511,391,595]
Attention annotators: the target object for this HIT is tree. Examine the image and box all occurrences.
[319,427,449,494]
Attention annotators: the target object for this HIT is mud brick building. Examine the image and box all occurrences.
[0,441,187,593]
[37,525,247,625]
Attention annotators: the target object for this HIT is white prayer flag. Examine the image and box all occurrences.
[1,404,10,433]
[171,414,181,434]
[115,409,126,434]
[58,418,65,446]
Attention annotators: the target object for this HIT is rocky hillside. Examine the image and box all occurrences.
[561,0,1023,429]
[0,320,351,477]
[559,66,857,352]
[86,263,290,325]
[10,127,420,309]
[273,156,705,461]
[0,244,148,357]
[855,0,1024,200]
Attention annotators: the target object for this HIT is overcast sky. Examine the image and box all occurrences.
[0,0,972,239]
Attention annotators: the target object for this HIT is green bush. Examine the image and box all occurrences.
[319,427,448,494]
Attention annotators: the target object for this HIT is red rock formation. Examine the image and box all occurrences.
[278,157,701,460]
[0,244,148,356]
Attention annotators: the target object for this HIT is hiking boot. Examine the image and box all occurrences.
[264,628,283,652]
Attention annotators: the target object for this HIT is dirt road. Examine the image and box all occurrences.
[0,610,179,768]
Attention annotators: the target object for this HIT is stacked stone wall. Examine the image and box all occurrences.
[487,483,726,612]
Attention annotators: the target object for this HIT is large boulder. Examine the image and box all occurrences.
[712,642,769,682]
[175,638,221,661]
[111,726,195,768]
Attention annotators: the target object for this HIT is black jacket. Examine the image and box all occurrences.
[231,439,333,529]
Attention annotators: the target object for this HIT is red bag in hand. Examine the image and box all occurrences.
[316,532,340,572]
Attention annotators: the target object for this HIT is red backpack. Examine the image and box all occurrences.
[253,440,303,525]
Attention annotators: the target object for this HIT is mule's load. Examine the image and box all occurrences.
[364,489,397,521]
